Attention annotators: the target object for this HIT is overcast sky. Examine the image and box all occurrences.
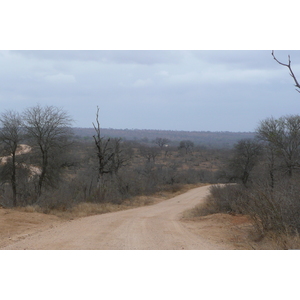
[2,0,298,292]
[1,50,300,132]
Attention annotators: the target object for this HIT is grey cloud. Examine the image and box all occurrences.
[44,73,76,84]
[191,50,300,70]
[10,50,184,65]
[11,50,106,62]
[8,50,300,69]
[132,78,153,88]
[1,50,300,132]
[102,50,183,65]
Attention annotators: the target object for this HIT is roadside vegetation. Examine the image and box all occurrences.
[186,52,300,249]
[0,105,229,219]
[188,115,300,249]
[0,105,300,249]
[2,51,300,249]
[3,104,300,249]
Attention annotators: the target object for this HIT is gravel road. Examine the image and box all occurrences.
[3,185,226,250]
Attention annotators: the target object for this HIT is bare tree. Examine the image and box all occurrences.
[154,137,169,149]
[256,142,277,189]
[23,105,73,197]
[272,50,300,93]
[93,107,115,189]
[256,115,300,177]
[0,110,23,206]
[110,138,132,175]
[228,139,263,186]
[178,140,194,154]
[139,145,160,163]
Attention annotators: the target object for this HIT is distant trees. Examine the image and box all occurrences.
[154,137,169,149]
[178,140,194,154]
[110,138,132,175]
[139,145,160,163]
[0,110,23,206]
[0,104,233,209]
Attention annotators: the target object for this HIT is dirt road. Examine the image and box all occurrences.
[2,185,234,250]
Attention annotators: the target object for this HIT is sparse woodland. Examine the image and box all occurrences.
[202,115,300,248]
[2,51,300,249]
[196,52,300,248]
[0,104,230,214]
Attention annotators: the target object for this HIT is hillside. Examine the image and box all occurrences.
[72,127,255,148]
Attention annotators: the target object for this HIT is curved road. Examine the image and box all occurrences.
[2,185,225,250]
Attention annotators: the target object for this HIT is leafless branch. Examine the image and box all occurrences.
[272,50,300,93]
[23,104,73,197]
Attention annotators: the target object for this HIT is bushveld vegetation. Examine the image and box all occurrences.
[0,105,230,217]
[194,114,300,249]
[2,105,300,249]
[2,104,300,249]
[188,52,300,248]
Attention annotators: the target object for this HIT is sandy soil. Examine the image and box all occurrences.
[0,185,255,250]
[0,208,62,248]
[0,144,41,176]
[0,144,32,164]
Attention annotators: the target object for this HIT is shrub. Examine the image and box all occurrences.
[201,182,300,239]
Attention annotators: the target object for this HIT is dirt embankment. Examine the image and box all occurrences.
[0,208,62,248]
[1,185,255,250]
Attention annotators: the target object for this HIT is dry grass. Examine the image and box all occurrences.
[182,202,207,219]
[18,200,153,219]
[182,190,226,219]
[17,183,208,220]
[183,185,300,250]
[244,229,300,250]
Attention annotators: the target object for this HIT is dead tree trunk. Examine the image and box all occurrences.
[93,107,114,192]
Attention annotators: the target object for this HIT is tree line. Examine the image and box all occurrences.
[0,105,73,206]
[211,114,300,241]
[0,104,228,209]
